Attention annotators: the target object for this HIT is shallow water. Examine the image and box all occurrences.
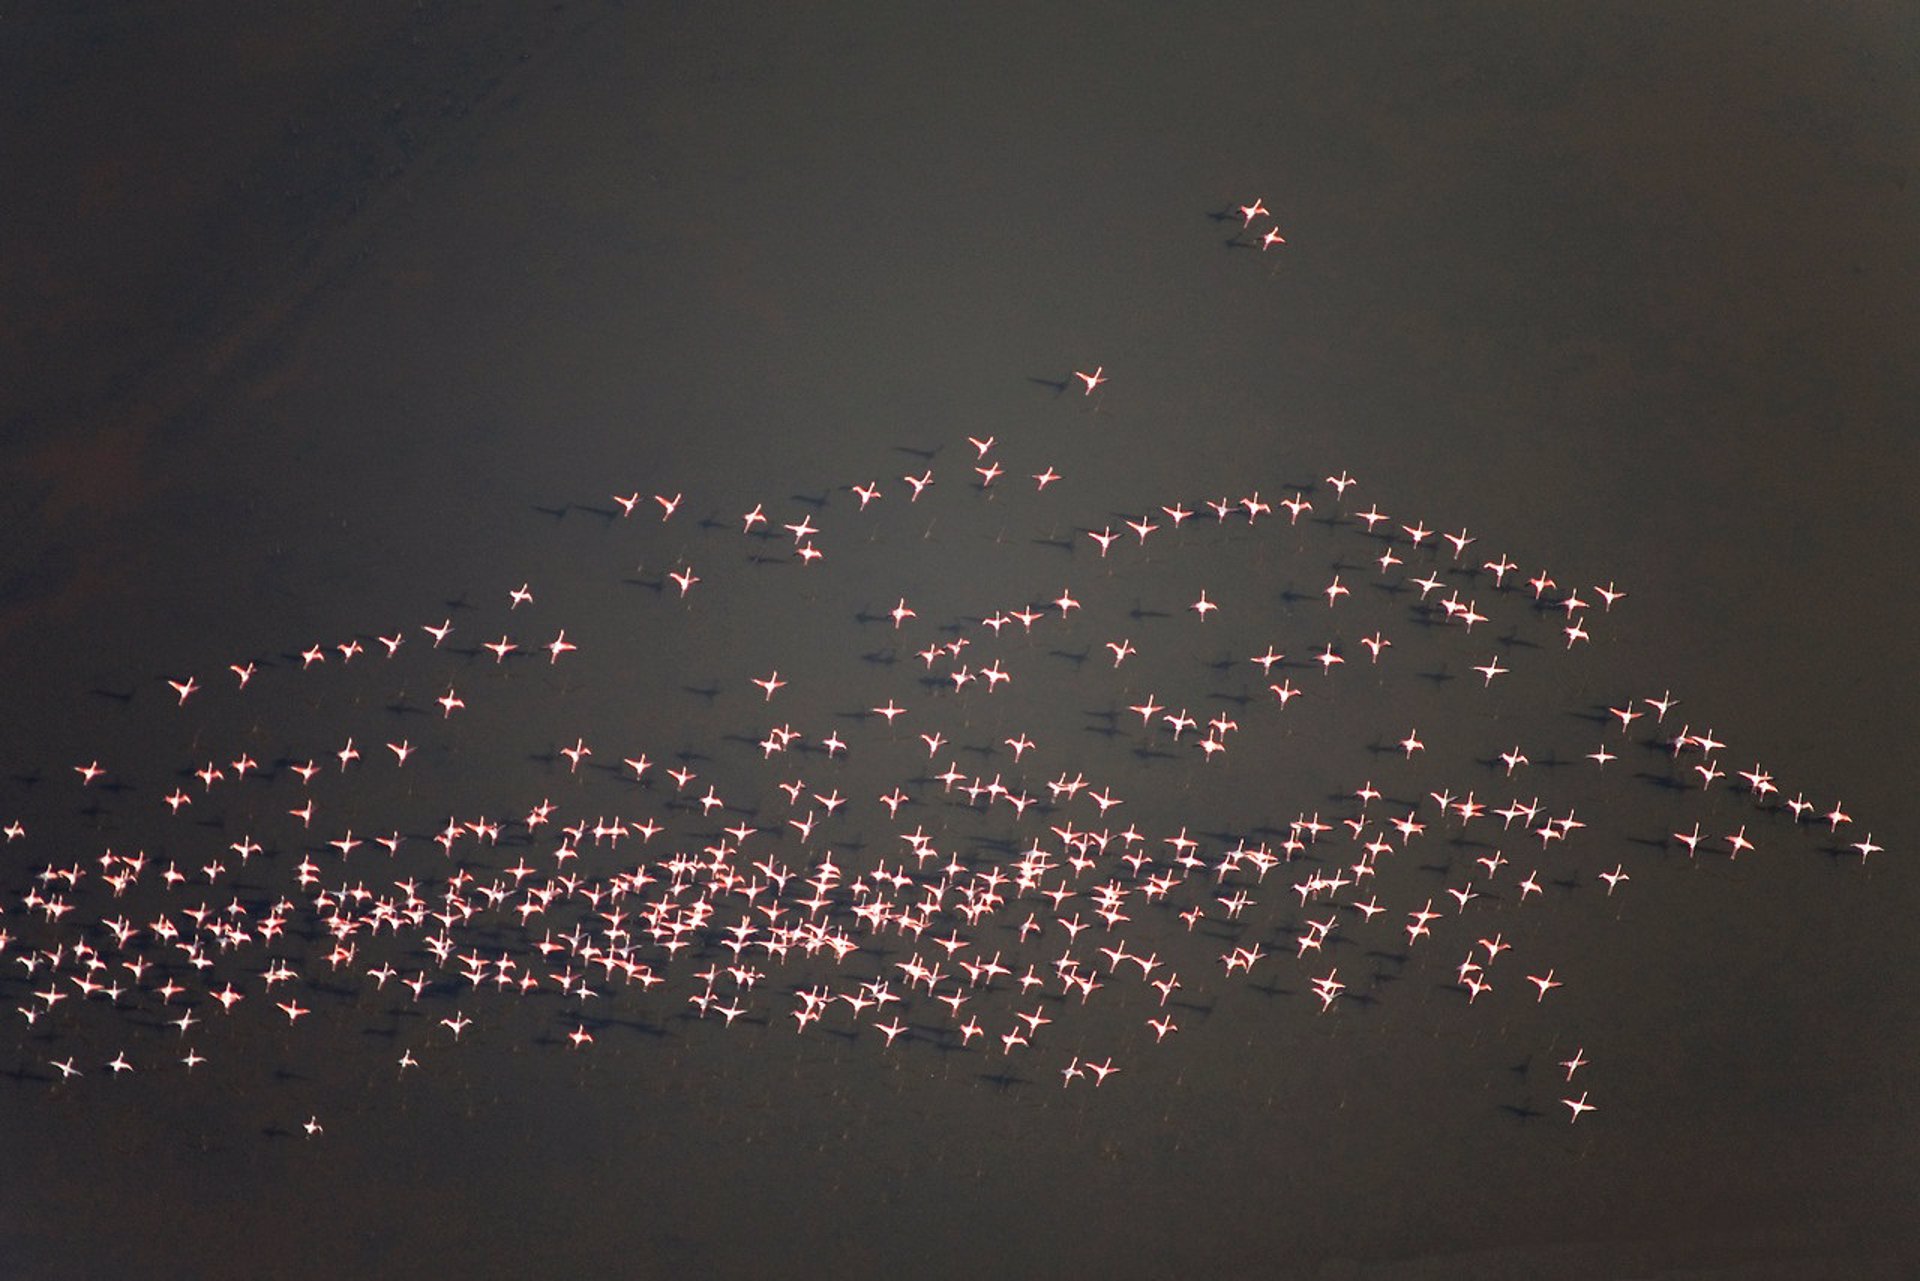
[4,5,1919,1279]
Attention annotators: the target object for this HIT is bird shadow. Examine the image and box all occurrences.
[976,1067,1033,1091]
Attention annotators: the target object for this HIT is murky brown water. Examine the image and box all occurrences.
[5,6,1918,1279]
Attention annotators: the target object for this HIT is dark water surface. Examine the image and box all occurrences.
[5,5,1919,1279]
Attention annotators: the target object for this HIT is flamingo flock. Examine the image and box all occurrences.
[2,199,1889,1142]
